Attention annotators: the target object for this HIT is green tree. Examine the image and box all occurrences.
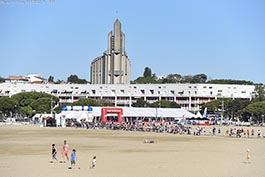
[201,98,242,117]
[207,79,254,85]
[54,79,64,84]
[132,98,149,107]
[0,77,5,83]
[132,67,159,84]
[48,75,54,83]
[30,97,52,113]
[252,84,265,102]
[19,106,33,117]
[67,75,79,83]
[201,99,222,113]
[78,79,88,84]
[0,97,18,116]
[169,101,181,108]
[143,67,152,78]
[150,100,181,108]
[12,92,58,106]
[67,75,88,84]
[191,74,207,83]
[225,99,251,120]
[11,92,58,115]
[243,101,265,122]
[133,76,158,84]
[181,75,193,83]
[161,74,182,83]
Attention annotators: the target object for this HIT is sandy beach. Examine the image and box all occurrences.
[0,125,265,177]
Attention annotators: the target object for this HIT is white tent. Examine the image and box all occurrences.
[61,111,93,122]
[195,111,203,118]
[91,107,195,119]
[59,107,196,125]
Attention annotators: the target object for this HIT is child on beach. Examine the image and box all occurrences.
[89,156,96,169]
[51,144,57,162]
[62,140,69,163]
[70,149,77,169]
[246,149,250,163]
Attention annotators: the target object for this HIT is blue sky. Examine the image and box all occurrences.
[0,0,264,83]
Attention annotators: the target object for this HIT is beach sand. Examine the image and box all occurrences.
[0,125,265,177]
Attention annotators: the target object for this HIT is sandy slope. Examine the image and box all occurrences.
[0,125,265,177]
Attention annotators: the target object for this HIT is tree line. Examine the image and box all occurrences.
[201,84,265,122]
[48,75,88,84]
[0,92,116,120]
[131,67,255,85]
[0,66,258,85]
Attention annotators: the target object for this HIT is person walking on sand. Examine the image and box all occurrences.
[89,156,96,169]
[51,144,57,162]
[70,149,77,169]
[62,140,69,163]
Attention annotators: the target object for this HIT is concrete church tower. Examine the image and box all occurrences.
[91,19,131,84]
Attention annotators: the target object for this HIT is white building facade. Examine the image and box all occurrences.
[0,83,255,112]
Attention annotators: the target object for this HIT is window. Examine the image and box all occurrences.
[92,90,96,94]
[218,90,222,92]
[170,90,175,94]
[140,89,145,94]
[150,90,154,94]
[178,90,184,94]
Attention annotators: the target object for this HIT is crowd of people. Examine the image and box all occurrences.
[225,127,263,138]
[76,121,264,139]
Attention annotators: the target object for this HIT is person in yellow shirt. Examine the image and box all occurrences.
[246,149,250,163]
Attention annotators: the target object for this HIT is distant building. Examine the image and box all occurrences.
[0,82,255,112]
[4,75,47,84]
[4,76,28,83]
[90,19,131,84]
[26,74,47,84]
